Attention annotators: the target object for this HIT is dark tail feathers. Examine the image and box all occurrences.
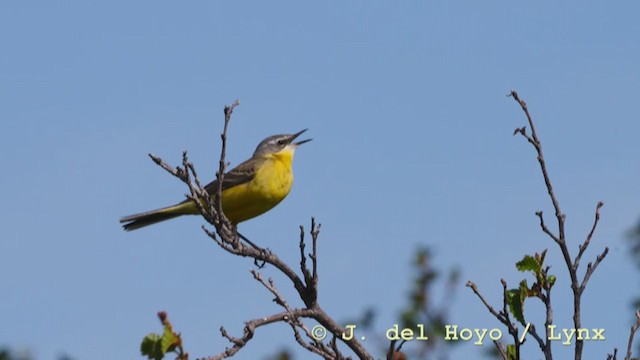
[120,206,184,231]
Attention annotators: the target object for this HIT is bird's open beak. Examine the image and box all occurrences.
[290,129,312,146]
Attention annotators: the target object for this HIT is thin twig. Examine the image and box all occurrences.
[201,308,318,360]
[386,339,397,360]
[466,281,512,330]
[250,270,336,358]
[215,101,238,225]
[535,211,561,244]
[580,247,609,292]
[574,201,604,271]
[510,91,565,241]
[493,341,508,360]
[527,323,547,355]
[311,217,320,281]
[626,311,640,360]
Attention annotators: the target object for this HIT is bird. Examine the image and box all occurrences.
[120,129,311,231]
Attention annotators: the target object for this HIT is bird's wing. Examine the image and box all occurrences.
[202,157,261,195]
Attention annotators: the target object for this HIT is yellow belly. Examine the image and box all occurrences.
[220,152,294,224]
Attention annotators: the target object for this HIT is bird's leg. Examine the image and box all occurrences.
[237,231,261,249]
[237,231,269,268]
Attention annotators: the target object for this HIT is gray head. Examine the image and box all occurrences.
[253,129,312,156]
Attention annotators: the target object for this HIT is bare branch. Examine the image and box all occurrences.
[386,339,398,360]
[329,336,347,360]
[527,323,547,354]
[465,281,510,327]
[469,91,612,360]
[509,90,614,359]
[202,308,318,360]
[149,153,186,180]
[493,341,508,360]
[215,101,239,223]
[535,211,561,244]
[250,270,291,310]
[513,126,537,148]
[311,217,321,280]
[509,90,566,242]
[289,322,335,359]
[299,225,310,281]
[298,219,320,307]
[574,201,604,271]
[580,247,609,292]
[625,311,640,360]
[249,270,338,358]
[528,265,553,359]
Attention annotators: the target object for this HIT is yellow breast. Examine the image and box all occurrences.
[220,149,295,224]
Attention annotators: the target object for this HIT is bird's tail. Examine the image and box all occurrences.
[120,202,195,231]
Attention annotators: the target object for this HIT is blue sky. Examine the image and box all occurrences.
[1,1,639,359]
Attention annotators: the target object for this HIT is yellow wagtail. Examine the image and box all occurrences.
[120,129,311,231]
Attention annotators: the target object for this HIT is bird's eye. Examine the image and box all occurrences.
[276,139,285,145]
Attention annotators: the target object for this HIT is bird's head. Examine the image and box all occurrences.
[253,129,312,157]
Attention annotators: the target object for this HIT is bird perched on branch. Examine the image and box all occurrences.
[120,129,311,231]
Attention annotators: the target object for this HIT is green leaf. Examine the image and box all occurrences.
[506,289,525,324]
[516,255,539,273]
[506,344,517,360]
[547,275,557,287]
[539,250,547,266]
[161,324,180,354]
[519,279,532,297]
[141,333,164,360]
